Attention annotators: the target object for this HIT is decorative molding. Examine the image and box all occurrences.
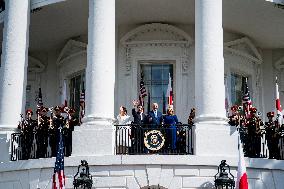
[181,46,190,74]
[120,23,193,45]
[28,56,45,73]
[120,23,192,75]
[125,47,131,75]
[56,39,87,66]
[274,56,284,70]
[224,37,262,64]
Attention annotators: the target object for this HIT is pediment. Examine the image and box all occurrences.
[120,23,193,45]
[224,37,262,64]
[56,39,87,65]
[28,56,45,73]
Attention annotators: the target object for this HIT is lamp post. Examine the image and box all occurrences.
[73,160,93,189]
[214,160,235,189]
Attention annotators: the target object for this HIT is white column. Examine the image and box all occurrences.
[194,0,238,157]
[72,0,115,156]
[0,0,30,162]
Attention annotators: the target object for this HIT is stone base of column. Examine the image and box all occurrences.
[72,117,115,156]
[194,122,238,157]
[0,126,18,162]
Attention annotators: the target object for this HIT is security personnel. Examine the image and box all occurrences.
[19,109,36,160]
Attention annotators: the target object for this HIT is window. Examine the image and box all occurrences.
[69,72,85,118]
[140,63,173,114]
[230,73,249,106]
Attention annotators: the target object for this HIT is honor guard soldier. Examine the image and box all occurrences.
[246,107,263,158]
[51,106,65,157]
[265,112,280,159]
[228,105,240,127]
[36,107,50,158]
[64,108,78,156]
[18,109,36,160]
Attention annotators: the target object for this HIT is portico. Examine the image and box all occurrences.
[0,0,284,188]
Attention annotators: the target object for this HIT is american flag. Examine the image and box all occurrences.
[52,128,66,189]
[242,78,252,119]
[79,88,85,124]
[37,87,43,108]
[139,74,147,107]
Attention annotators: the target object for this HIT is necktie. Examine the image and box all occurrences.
[154,111,157,118]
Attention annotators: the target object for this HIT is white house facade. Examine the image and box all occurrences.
[0,0,284,188]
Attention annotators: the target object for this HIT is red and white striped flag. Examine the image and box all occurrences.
[236,137,248,189]
[166,73,173,106]
[275,77,283,125]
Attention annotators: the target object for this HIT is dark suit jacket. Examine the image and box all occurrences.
[132,108,147,125]
[148,110,163,126]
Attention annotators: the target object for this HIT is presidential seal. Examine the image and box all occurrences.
[144,130,165,151]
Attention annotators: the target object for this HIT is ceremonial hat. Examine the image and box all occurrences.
[267,112,274,117]
[69,108,75,113]
[231,105,238,111]
[26,109,33,115]
[250,107,257,113]
[41,107,48,112]
[54,106,61,111]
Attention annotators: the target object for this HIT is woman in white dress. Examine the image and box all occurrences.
[116,106,131,154]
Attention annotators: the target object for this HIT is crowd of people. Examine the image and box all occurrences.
[228,105,284,159]
[115,100,195,154]
[17,105,78,159]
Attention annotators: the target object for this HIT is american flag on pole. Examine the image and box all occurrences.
[139,73,147,107]
[166,73,173,106]
[242,78,252,119]
[275,77,283,125]
[52,128,66,189]
[79,87,85,124]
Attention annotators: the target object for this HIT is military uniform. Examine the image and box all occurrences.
[265,112,280,159]
[51,106,66,157]
[246,107,262,158]
[64,108,78,156]
[36,107,50,158]
[19,109,36,160]
[228,105,240,127]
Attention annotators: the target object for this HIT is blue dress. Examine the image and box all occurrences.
[163,115,178,150]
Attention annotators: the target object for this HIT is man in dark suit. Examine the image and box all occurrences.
[131,100,147,153]
[148,102,163,128]
[132,100,147,124]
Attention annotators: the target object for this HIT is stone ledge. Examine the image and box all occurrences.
[1,155,284,173]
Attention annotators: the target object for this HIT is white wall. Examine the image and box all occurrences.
[0,155,284,189]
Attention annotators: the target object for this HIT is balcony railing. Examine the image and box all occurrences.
[11,129,72,161]
[114,124,194,155]
[238,126,284,160]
